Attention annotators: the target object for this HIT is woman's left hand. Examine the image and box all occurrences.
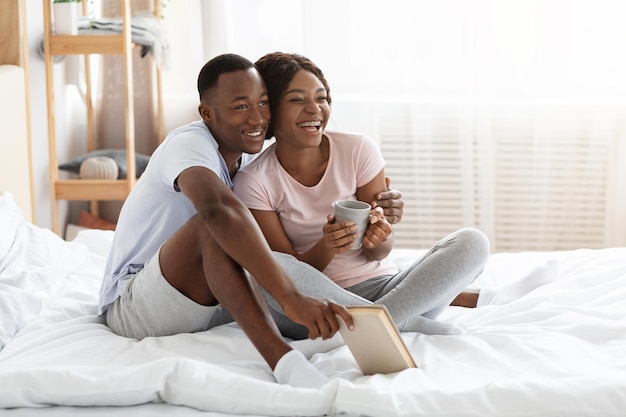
[362,207,392,248]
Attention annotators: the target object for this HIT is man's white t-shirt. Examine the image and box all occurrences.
[97,120,255,315]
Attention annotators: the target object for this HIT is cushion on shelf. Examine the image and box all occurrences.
[79,156,119,180]
[59,149,150,179]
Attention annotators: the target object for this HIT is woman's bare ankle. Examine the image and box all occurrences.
[450,289,480,308]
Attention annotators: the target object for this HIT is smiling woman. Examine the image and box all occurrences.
[162,0,626,250]
[230,52,491,342]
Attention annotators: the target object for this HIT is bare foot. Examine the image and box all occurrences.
[450,289,480,308]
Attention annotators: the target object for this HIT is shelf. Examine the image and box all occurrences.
[54,179,134,201]
[49,34,126,55]
[43,0,162,235]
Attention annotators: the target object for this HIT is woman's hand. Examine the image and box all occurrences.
[363,207,392,249]
[322,214,359,253]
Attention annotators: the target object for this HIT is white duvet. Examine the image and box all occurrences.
[1,226,626,417]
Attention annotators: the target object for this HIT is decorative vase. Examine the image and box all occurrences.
[79,156,119,180]
[53,2,79,35]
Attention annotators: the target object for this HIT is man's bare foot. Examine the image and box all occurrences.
[450,289,480,308]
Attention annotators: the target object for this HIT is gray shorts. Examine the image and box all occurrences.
[106,248,227,339]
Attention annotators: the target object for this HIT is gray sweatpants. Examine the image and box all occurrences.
[212,227,490,339]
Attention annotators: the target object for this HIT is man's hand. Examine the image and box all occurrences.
[282,295,354,340]
[371,176,404,224]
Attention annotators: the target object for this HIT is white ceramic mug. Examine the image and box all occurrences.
[334,200,371,250]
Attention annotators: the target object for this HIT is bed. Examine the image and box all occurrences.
[2,44,626,416]
[1,188,626,417]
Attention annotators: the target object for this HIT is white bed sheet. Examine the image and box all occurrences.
[1,229,625,417]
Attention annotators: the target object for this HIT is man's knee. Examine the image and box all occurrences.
[170,214,221,260]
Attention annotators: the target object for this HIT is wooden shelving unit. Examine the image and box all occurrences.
[42,0,162,234]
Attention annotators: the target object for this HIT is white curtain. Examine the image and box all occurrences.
[161,0,626,251]
[95,0,160,154]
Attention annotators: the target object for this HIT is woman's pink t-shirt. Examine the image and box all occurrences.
[233,130,398,288]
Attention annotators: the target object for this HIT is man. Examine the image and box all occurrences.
[97,53,402,388]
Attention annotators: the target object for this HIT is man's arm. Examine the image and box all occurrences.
[177,166,353,339]
[251,207,344,273]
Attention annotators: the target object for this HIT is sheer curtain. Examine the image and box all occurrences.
[85,0,161,222]
[161,0,626,251]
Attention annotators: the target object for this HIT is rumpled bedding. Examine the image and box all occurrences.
[0,193,88,351]
[1,191,625,416]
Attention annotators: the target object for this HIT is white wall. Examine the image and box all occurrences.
[26,2,84,229]
[25,1,50,228]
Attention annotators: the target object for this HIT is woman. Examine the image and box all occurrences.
[233,52,490,339]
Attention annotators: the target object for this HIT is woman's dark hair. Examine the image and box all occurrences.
[197,53,255,103]
[255,52,331,138]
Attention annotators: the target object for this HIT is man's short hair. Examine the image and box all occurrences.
[197,54,255,103]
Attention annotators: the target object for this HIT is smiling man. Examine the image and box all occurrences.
[97,54,354,388]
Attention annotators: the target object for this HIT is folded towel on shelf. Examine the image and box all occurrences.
[77,12,170,70]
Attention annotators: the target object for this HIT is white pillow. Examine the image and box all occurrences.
[0,193,90,350]
[0,192,24,258]
[0,223,89,293]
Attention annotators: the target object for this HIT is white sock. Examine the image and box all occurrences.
[400,314,466,335]
[477,259,559,306]
[273,350,329,389]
